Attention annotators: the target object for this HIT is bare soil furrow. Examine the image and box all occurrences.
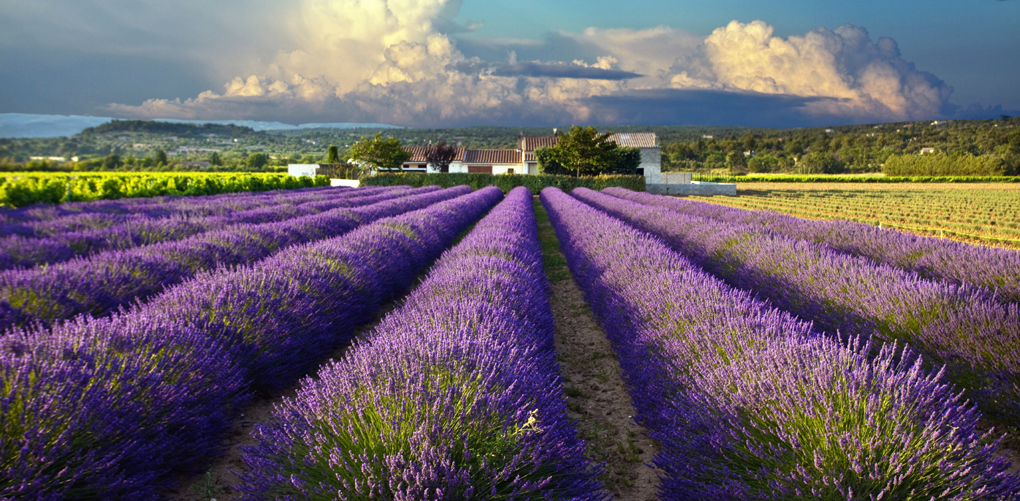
[534,196,661,500]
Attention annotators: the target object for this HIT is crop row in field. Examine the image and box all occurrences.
[701,182,1020,247]
[604,187,1020,305]
[3,183,1020,498]
[0,186,394,269]
[239,187,603,498]
[580,187,1020,425]
[1,184,339,226]
[554,186,1019,498]
[0,171,329,208]
[0,185,467,331]
[1,185,501,498]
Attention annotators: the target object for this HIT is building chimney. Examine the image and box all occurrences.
[553,128,558,137]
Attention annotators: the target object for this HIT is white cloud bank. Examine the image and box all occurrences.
[107,0,953,127]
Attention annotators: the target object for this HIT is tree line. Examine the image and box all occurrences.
[4,117,1019,177]
[336,127,641,178]
[662,117,1020,176]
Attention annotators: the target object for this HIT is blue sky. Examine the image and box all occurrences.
[0,0,1016,127]
[455,0,1018,109]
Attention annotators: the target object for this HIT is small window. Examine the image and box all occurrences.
[507,168,514,174]
[636,168,645,176]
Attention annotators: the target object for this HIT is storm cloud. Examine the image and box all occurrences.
[582,89,843,128]
[4,0,971,127]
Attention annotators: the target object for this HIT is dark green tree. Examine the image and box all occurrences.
[326,145,341,164]
[322,144,356,179]
[345,133,411,172]
[102,154,123,170]
[246,153,270,170]
[797,152,846,174]
[726,151,747,175]
[605,147,642,175]
[544,126,622,177]
[747,154,780,173]
[535,147,568,175]
[154,149,168,166]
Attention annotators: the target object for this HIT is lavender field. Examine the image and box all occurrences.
[2,184,1019,500]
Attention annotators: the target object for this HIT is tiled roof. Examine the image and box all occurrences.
[521,137,559,151]
[608,133,658,148]
[463,149,522,164]
[520,133,658,151]
[524,151,537,162]
[402,145,466,162]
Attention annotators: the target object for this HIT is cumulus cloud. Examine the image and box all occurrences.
[452,60,642,80]
[106,1,955,127]
[668,21,953,121]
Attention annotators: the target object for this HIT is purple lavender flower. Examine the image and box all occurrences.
[237,187,605,500]
[578,187,1020,426]
[0,186,502,498]
[603,186,1020,305]
[542,186,1017,500]
[0,186,422,270]
[0,186,465,331]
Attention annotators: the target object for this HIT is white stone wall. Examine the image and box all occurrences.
[491,164,524,175]
[646,181,736,196]
[661,172,693,184]
[639,147,662,184]
[287,164,319,178]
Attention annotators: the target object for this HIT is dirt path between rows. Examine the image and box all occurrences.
[534,197,662,500]
[166,221,489,500]
[165,307,397,501]
[166,204,661,500]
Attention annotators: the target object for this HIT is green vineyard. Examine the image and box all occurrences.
[0,171,330,207]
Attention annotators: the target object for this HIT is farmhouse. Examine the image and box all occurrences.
[287,129,734,195]
[400,131,663,184]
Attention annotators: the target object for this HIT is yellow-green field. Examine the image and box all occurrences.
[693,182,1020,248]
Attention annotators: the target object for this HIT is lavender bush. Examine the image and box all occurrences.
[0,185,463,332]
[0,186,418,270]
[0,184,352,227]
[0,313,248,499]
[0,186,502,499]
[0,185,343,237]
[543,187,1018,500]
[575,187,1020,427]
[603,187,1020,305]
[238,187,605,500]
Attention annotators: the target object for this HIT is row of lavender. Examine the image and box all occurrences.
[604,187,1020,305]
[0,183,340,226]
[0,186,502,499]
[0,186,408,270]
[577,188,1020,427]
[237,187,604,499]
[543,187,1018,499]
[0,185,458,332]
[0,185,343,238]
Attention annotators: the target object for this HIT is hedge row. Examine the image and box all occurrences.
[360,172,645,193]
[883,152,1018,177]
[0,173,331,208]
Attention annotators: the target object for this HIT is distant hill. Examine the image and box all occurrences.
[0,114,401,138]
[83,120,256,137]
[0,114,113,138]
